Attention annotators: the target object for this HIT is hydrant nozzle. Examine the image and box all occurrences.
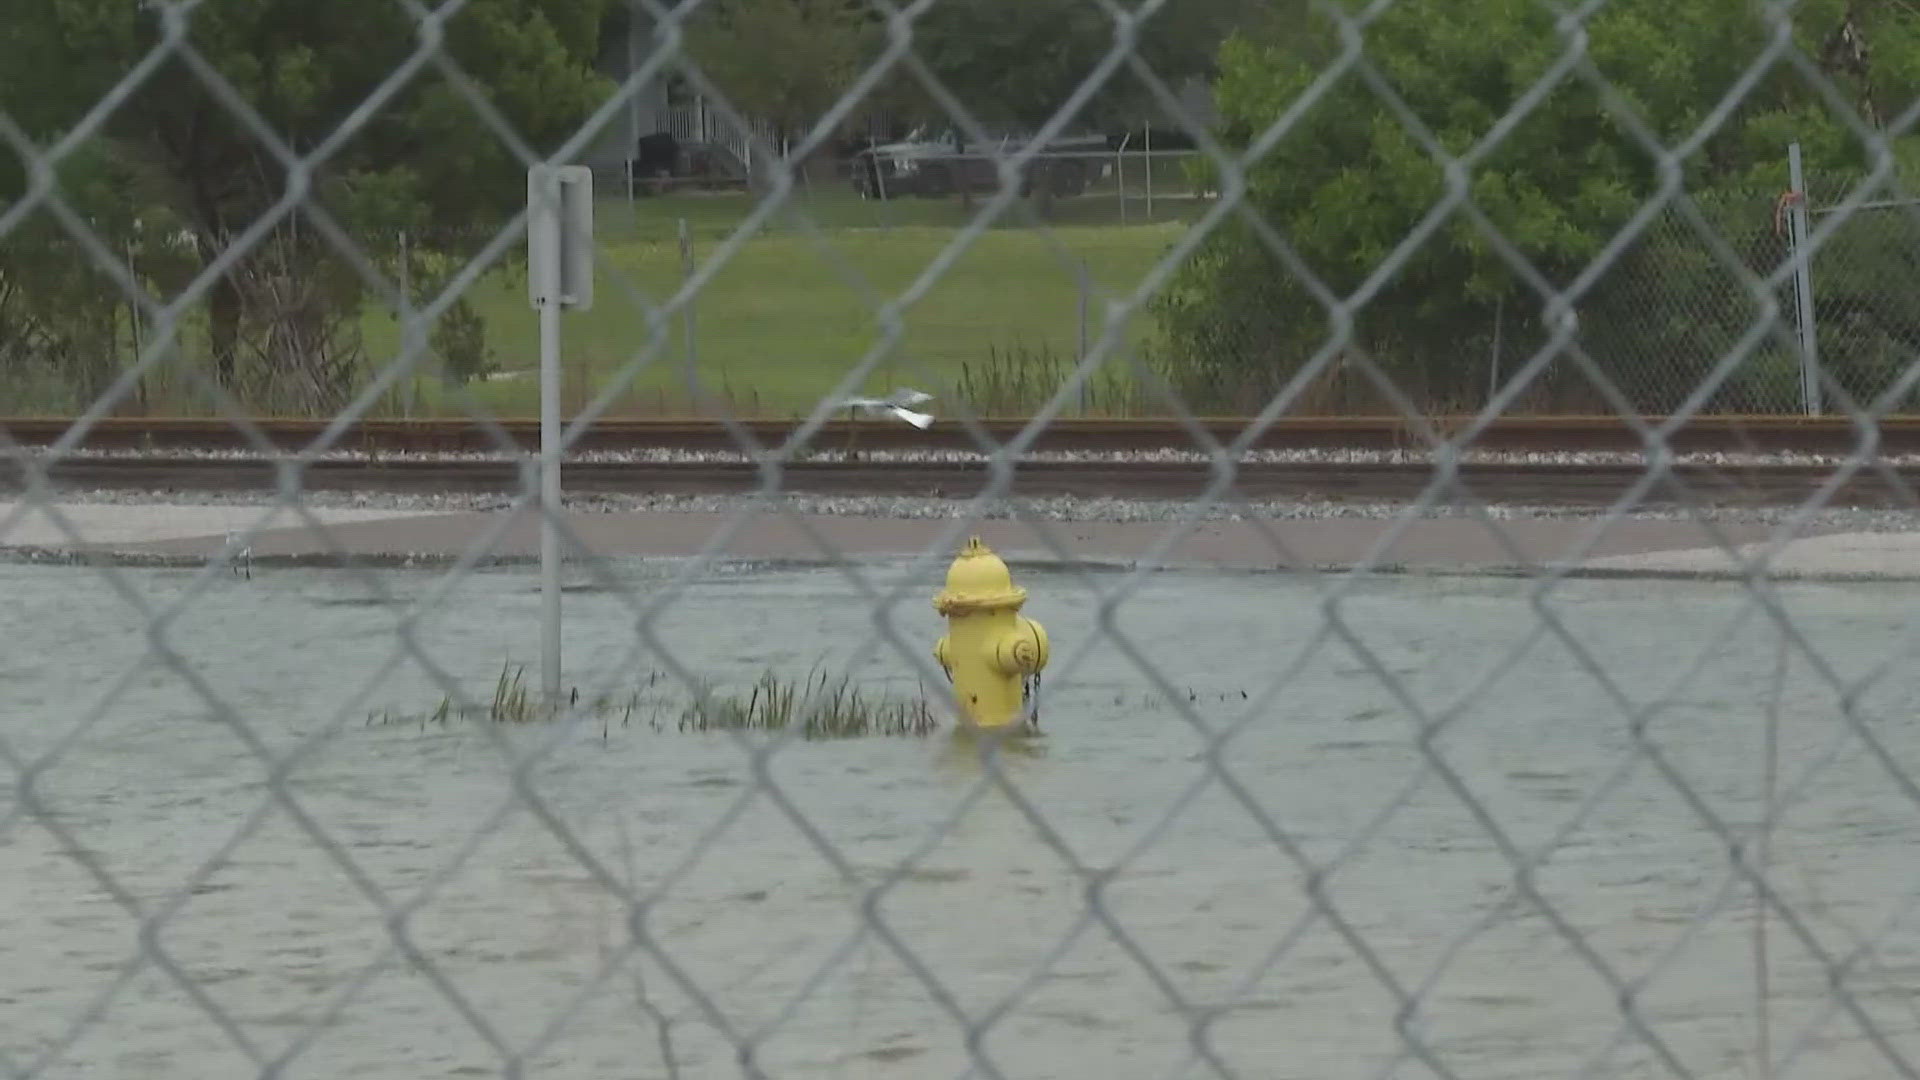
[933,537,1049,729]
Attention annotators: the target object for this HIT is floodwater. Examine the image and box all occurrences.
[3,556,1920,1080]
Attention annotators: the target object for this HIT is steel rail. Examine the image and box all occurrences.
[4,416,1920,456]
[7,455,1917,508]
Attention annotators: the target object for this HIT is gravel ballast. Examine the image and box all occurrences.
[8,485,1919,530]
[21,445,1920,468]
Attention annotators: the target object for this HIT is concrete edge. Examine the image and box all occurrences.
[5,544,1914,584]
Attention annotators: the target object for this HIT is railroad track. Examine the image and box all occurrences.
[9,455,1920,507]
[7,415,1920,455]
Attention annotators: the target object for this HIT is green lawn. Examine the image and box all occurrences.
[365,191,1201,419]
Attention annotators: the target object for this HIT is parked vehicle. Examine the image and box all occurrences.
[625,130,750,193]
[852,124,1111,200]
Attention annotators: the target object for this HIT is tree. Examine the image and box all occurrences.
[1,0,612,407]
[670,0,1255,142]
[1153,0,1920,413]
[900,0,1262,130]
[684,0,876,164]
[871,0,1260,216]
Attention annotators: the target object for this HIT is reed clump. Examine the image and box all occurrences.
[361,662,652,727]
[369,662,937,740]
[951,342,1151,417]
[678,668,938,739]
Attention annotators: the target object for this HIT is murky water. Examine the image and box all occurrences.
[4,556,1920,1079]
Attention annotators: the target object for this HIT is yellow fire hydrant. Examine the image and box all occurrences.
[933,537,1049,730]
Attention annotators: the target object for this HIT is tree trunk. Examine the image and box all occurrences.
[209,270,240,389]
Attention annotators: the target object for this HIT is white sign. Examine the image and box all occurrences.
[527,164,594,311]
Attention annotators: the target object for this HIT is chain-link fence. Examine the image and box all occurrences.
[11,1,1920,1078]
[1149,177,1920,418]
[1803,190,1920,416]
[8,146,1911,422]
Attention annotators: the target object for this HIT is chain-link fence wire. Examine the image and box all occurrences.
[4,169,1882,421]
[1804,185,1920,415]
[0,225,1172,419]
[1148,190,1834,417]
[10,0,1920,1077]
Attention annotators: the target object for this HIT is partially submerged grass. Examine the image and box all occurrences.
[364,661,656,727]
[680,668,938,739]
[369,661,938,740]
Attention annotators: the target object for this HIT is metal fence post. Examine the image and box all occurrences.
[126,237,144,411]
[538,245,564,703]
[539,267,564,702]
[398,229,414,417]
[1144,126,1154,221]
[1488,295,1503,410]
[1077,257,1090,415]
[529,165,594,705]
[1788,142,1822,416]
[680,217,698,403]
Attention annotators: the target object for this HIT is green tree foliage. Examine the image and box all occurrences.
[685,0,876,151]
[1,0,611,407]
[902,0,1260,128]
[673,0,1257,142]
[1155,0,1920,413]
[0,145,142,410]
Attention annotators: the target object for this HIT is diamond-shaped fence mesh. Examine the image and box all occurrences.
[8,1,1920,1078]
[1805,186,1920,416]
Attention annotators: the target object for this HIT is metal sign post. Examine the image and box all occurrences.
[1786,143,1821,416]
[527,164,593,705]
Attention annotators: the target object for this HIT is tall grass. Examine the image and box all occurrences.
[369,662,938,740]
[950,341,1153,417]
[680,668,937,739]
[379,661,655,726]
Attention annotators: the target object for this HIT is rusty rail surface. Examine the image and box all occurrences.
[5,416,1920,455]
[9,455,1919,508]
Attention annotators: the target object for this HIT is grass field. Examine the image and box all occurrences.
[362,187,1207,419]
[591,167,1213,242]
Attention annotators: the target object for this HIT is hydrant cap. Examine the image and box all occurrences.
[933,536,1027,616]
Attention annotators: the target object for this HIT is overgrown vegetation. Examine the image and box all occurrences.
[676,0,1253,161]
[369,661,939,740]
[0,213,1180,419]
[1153,0,1920,415]
[0,0,610,412]
[0,0,1246,418]
[950,342,1153,417]
[678,668,938,739]
[13,0,1917,419]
